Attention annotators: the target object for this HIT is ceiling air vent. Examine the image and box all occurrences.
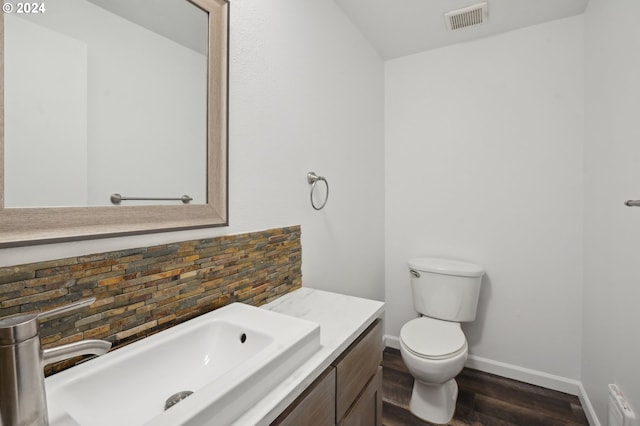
[445,2,488,31]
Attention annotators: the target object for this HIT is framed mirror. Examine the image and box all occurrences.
[0,0,229,247]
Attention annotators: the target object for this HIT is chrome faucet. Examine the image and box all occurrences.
[0,298,112,426]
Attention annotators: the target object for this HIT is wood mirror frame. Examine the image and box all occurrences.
[0,0,228,248]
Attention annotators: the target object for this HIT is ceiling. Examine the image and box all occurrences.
[333,0,589,60]
[87,0,208,54]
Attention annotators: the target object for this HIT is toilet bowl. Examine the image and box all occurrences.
[399,317,468,424]
[401,257,484,424]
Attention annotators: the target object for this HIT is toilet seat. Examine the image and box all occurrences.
[400,317,466,360]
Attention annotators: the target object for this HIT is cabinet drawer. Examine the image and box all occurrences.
[272,367,336,426]
[332,319,383,422]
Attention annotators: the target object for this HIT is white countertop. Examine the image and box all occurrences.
[232,287,385,426]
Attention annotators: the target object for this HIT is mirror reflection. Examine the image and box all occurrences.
[3,0,208,207]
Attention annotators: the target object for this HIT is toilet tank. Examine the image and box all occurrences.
[408,258,484,322]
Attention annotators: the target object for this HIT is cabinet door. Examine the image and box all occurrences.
[333,319,383,422]
[272,367,336,426]
[339,367,382,426]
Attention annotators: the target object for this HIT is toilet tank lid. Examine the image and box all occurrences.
[408,257,484,277]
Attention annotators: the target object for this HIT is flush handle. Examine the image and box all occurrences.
[410,269,420,278]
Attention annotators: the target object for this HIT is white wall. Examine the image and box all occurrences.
[0,0,386,301]
[385,17,584,380]
[583,0,640,421]
[4,15,88,207]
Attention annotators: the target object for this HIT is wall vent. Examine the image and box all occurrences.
[445,2,488,31]
[608,384,637,426]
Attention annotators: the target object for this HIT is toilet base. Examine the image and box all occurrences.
[409,378,458,424]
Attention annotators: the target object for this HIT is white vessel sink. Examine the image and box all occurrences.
[45,302,321,426]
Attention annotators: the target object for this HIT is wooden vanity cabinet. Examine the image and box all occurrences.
[272,319,383,426]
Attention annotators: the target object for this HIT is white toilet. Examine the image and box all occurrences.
[399,257,484,424]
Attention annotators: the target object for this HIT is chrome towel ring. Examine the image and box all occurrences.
[307,172,329,210]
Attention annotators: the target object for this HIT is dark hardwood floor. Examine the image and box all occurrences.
[382,347,589,426]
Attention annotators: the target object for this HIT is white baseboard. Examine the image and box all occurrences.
[578,382,601,426]
[383,334,600,426]
[464,354,581,395]
[384,334,400,350]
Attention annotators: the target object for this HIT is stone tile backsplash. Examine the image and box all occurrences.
[0,226,302,374]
